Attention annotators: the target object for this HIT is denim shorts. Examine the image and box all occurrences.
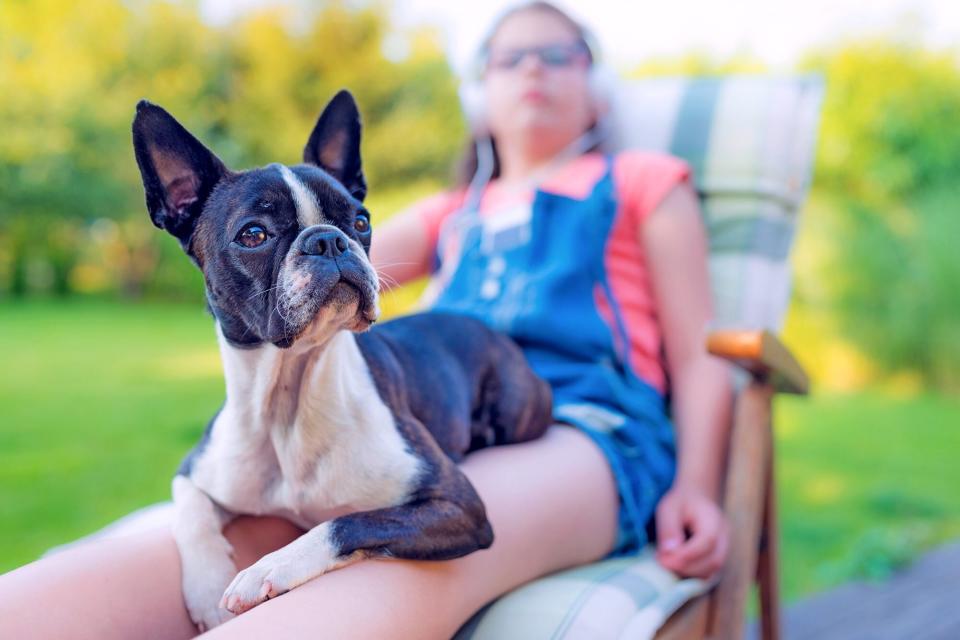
[553,400,677,557]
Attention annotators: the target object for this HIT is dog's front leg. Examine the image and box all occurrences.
[172,475,238,631]
[221,473,492,614]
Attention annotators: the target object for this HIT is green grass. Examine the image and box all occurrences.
[775,390,960,599]
[0,299,224,568]
[1,300,958,604]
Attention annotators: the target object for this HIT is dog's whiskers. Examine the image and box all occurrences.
[274,294,291,325]
[377,278,401,293]
[247,284,282,301]
[374,269,402,293]
[377,281,399,294]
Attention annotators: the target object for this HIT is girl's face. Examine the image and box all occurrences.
[482,10,595,150]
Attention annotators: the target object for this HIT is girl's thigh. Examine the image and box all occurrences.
[202,424,619,639]
[0,424,618,640]
[0,515,302,640]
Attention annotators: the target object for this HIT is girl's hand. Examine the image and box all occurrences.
[654,484,729,579]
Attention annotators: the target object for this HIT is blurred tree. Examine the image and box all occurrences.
[801,38,960,391]
[0,0,230,296]
[627,43,960,391]
[217,2,464,185]
[0,0,462,299]
[3,2,958,390]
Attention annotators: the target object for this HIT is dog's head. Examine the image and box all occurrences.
[132,90,379,349]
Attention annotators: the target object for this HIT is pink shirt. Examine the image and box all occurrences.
[413,151,691,394]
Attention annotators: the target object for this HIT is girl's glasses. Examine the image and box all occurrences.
[485,42,590,71]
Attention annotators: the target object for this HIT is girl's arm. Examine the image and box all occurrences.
[642,182,733,579]
[371,187,466,287]
[369,206,435,287]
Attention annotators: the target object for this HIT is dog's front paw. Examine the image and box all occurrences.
[186,593,235,634]
[184,570,237,631]
[220,552,305,614]
[181,542,238,631]
[220,522,353,615]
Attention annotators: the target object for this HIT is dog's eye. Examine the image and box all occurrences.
[354,214,370,234]
[235,224,268,248]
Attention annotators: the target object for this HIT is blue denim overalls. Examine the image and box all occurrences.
[430,158,677,555]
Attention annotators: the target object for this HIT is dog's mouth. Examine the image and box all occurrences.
[272,261,379,347]
[323,277,378,326]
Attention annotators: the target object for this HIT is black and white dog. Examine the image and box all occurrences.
[131,90,553,630]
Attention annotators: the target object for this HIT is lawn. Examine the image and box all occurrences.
[1,299,958,602]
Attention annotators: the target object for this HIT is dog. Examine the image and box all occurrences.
[131,90,553,630]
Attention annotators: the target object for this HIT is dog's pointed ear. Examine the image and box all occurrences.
[132,100,228,249]
[303,90,366,202]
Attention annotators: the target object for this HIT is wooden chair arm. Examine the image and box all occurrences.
[706,330,809,395]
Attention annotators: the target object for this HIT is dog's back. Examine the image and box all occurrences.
[357,312,553,462]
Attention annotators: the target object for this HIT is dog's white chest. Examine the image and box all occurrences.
[190,329,422,527]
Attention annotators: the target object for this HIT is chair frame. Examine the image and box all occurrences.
[656,330,809,640]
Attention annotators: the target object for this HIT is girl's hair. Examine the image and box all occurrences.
[454,1,601,187]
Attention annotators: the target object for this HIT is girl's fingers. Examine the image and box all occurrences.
[655,496,685,555]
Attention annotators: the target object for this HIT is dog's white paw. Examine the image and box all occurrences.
[218,522,364,615]
[185,592,235,633]
[220,525,343,615]
[180,540,238,631]
[220,551,306,614]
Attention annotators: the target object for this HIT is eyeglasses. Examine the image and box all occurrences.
[484,42,590,71]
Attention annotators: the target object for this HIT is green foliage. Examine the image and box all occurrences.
[804,39,960,204]
[0,0,464,298]
[799,39,960,390]
[826,187,960,390]
[3,2,960,389]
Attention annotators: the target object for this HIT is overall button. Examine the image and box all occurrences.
[480,279,501,299]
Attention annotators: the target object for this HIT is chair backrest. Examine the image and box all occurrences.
[606,75,825,332]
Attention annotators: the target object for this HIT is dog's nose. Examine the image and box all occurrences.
[301,228,349,258]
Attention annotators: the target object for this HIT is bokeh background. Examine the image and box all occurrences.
[1,0,958,606]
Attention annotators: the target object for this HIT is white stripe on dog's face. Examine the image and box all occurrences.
[278,164,322,228]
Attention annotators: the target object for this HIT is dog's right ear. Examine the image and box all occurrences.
[132,100,227,249]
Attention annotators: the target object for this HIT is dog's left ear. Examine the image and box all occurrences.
[303,90,367,202]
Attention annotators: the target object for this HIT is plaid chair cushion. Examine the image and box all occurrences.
[608,74,824,333]
[453,547,714,640]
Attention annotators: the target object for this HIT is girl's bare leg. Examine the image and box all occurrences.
[202,425,618,639]
[0,425,617,639]
[0,515,303,640]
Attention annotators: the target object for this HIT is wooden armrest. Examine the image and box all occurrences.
[706,329,809,395]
